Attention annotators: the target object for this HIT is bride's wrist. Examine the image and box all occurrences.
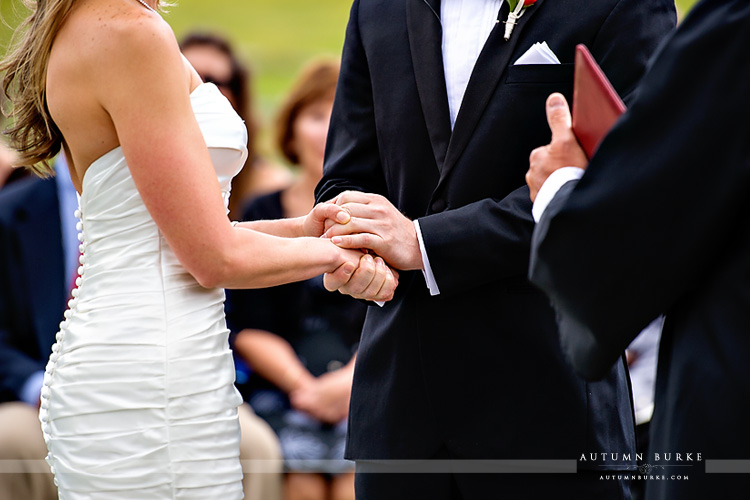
[294,215,309,238]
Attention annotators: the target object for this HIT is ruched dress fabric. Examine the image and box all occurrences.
[38,83,248,499]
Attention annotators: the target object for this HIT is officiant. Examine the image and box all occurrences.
[528,1,750,498]
[315,0,676,498]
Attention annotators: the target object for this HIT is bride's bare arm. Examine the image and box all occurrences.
[92,13,365,290]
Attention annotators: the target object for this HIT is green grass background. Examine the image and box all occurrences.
[1,0,699,153]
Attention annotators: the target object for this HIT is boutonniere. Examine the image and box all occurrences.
[501,0,538,41]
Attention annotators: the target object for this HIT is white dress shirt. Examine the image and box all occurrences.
[531,167,586,222]
[441,0,502,128]
[415,0,502,295]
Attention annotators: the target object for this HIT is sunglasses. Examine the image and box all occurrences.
[201,74,234,89]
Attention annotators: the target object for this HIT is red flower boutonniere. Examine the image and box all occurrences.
[502,0,538,41]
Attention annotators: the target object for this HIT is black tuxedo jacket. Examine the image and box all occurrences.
[316,0,675,463]
[0,176,66,403]
[530,0,749,497]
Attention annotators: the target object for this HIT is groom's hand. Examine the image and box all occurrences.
[322,191,422,271]
[324,252,399,302]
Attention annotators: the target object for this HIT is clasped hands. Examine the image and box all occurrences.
[310,94,586,302]
[306,191,424,303]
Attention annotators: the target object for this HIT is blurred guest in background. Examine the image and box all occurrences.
[226,60,361,500]
[0,141,26,188]
[0,157,75,500]
[180,32,291,219]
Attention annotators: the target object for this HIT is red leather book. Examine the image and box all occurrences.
[571,44,626,159]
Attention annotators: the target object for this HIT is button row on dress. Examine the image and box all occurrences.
[41,207,86,451]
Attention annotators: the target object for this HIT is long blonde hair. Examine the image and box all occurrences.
[1,0,170,176]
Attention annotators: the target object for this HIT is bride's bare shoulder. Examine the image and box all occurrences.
[55,0,180,70]
[49,0,188,104]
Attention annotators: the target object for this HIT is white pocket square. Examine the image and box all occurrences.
[514,41,561,65]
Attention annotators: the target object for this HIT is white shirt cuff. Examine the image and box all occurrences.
[414,219,441,296]
[20,370,45,406]
[532,167,585,222]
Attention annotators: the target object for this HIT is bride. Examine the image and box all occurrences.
[1,0,397,498]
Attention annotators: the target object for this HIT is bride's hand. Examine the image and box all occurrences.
[302,200,351,237]
[325,251,399,302]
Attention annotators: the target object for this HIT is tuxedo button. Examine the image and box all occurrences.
[431,199,446,212]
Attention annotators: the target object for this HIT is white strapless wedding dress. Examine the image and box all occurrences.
[39,83,248,499]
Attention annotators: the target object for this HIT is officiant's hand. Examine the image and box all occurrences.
[324,252,399,302]
[527,93,588,201]
[322,191,423,271]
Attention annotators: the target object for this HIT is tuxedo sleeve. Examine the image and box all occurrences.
[415,0,676,297]
[315,0,388,203]
[529,0,750,380]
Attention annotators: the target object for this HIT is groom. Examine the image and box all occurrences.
[318,0,676,498]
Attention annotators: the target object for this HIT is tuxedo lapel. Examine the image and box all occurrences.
[437,0,545,189]
[406,0,452,171]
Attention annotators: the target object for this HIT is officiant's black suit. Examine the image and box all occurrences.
[529,1,749,499]
[316,0,675,497]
